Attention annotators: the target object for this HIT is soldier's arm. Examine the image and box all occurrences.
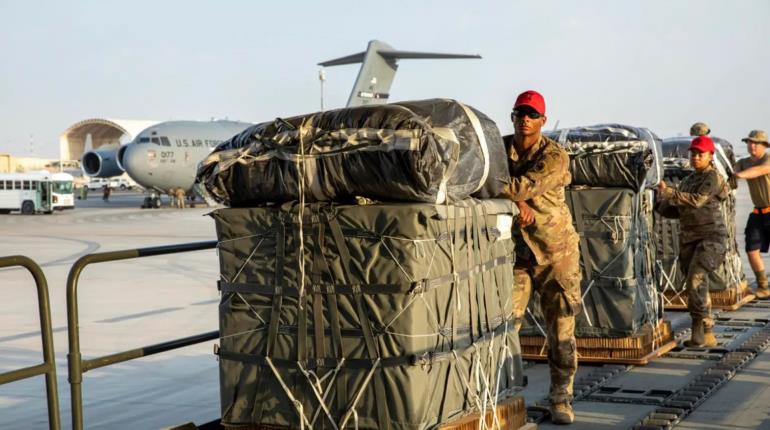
[735,157,770,179]
[502,150,569,201]
[661,172,721,208]
[735,165,770,179]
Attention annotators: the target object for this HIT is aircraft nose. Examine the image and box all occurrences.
[120,143,151,187]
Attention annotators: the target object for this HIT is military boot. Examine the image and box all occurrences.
[684,318,705,347]
[702,325,718,348]
[756,284,770,299]
[551,402,575,425]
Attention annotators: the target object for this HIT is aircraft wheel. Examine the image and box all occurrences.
[21,200,35,215]
[152,197,161,209]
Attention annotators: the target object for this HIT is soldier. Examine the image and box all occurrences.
[656,136,729,347]
[502,90,582,425]
[690,122,710,137]
[175,187,186,209]
[734,130,770,299]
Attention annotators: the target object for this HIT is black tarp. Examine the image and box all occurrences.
[197,99,510,206]
[212,199,523,429]
[542,124,663,190]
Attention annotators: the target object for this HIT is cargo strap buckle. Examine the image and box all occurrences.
[411,351,432,368]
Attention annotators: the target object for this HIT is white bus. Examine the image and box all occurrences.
[0,171,75,214]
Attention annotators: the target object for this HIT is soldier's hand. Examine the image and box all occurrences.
[656,181,667,194]
[515,201,535,227]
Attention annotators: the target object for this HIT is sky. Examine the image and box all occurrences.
[0,0,768,158]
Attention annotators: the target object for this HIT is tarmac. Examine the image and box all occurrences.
[1,187,770,429]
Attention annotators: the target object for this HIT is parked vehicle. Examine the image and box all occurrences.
[0,171,75,214]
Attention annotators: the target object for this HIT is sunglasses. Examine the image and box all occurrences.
[511,109,543,120]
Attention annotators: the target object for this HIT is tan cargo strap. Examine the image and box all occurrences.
[216,318,518,369]
[217,256,512,296]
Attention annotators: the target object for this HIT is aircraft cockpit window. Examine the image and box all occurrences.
[160,137,171,146]
[138,137,150,144]
[151,137,161,145]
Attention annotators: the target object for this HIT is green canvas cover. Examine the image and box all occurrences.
[654,164,745,294]
[211,199,523,429]
[522,188,662,338]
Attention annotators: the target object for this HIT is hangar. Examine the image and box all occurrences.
[59,118,160,165]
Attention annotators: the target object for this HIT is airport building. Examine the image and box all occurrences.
[59,118,159,163]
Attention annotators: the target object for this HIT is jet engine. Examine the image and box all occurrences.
[116,145,129,171]
[82,147,124,177]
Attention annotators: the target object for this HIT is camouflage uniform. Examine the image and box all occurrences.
[657,166,729,327]
[502,135,582,404]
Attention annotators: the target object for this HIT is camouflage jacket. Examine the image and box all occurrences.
[658,166,728,244]
[502,135,579,265]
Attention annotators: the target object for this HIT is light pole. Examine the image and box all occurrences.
[318,68,326,111]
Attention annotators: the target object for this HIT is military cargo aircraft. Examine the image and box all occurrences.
[81,40,480,208]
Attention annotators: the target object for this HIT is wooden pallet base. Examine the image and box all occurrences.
[218,395,531,430]
[521,320,676,365]
[440,395,530,430]
[663,281,754,311]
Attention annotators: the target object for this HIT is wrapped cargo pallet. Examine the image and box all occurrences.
[655,137,748,309]
[197,99,510,206]
[519,125,671,362]
[211,199,524,429]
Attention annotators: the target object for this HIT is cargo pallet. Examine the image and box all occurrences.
[191,396,533,430]
[520,320,676,365]
[663,281,755,311]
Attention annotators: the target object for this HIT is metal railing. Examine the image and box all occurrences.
[66,240,219,430]
[0,255,61,430]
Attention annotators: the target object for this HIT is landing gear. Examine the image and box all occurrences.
[141,193,162,209]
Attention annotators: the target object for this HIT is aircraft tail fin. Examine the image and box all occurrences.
[318,40,481,108]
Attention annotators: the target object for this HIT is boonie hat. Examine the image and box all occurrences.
[742,130,769,146]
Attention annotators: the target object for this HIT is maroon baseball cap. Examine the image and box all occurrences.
[513,90,546,115]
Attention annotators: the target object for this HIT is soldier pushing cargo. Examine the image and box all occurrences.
[656,136,730,347]
[733,130,770,299]
[502,90,582,425]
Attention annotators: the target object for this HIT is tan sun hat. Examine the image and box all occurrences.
[689,122,710,136]
[742,129,769,146]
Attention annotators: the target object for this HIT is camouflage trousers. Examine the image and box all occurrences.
[680,238,727,327]
[513,251,582,404]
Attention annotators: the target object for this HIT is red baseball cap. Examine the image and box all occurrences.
[689,135,715,153]
[513,90,546,115]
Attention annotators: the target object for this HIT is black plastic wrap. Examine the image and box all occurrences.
[197,99,509,206]
[542,124,664,190]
